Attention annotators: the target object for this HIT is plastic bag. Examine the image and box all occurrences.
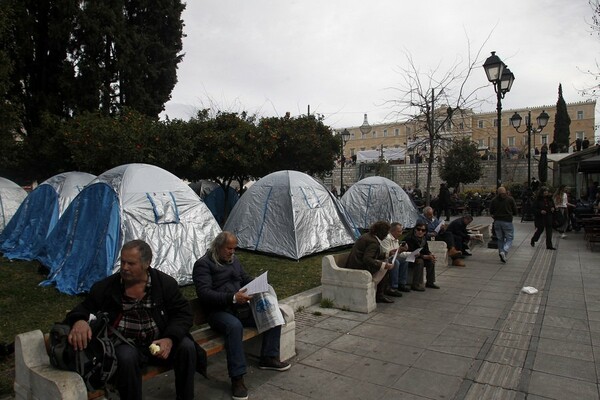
[249,285,285,334]
[521,286,538,295]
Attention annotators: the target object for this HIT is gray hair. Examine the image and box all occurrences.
[122,240,153,267]
[210,231,237,265]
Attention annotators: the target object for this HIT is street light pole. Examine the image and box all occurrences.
[483,51,515,188]
[509,110,550,189]
[483,51,515,249]
[340,129,350,196]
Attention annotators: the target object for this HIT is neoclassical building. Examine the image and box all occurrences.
[340,100,596,163]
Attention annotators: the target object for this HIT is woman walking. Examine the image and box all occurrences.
[553,185,573,238]
[530,187,556,250]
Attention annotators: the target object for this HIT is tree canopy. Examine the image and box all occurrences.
[439,138,483,190]
[553,84,571,153]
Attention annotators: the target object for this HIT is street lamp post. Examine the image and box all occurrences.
[339,128,350,196]
[483,51,515,249]
[509,110,550,189]
[483,51,515,188]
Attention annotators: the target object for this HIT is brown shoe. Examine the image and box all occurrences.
[452,258,466,267]
[448,247,462,257]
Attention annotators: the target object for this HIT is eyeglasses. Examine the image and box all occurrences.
[415,228,426,232]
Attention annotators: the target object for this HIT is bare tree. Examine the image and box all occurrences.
[384,37,492,205]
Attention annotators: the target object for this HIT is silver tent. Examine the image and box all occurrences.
[340,176,419,229]
[224,170,358,259]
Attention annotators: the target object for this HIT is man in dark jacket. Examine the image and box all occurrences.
[489,186,518,263]
[193,232,290,400]
[345,221,396,303]
[65,240,199,400]
[446,214,474,256]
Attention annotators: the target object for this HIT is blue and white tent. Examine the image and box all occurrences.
[0,172,96,260]
[224,170,358,260]
[340,176,419,229]
[0,177,27,235]
[189,180,239,225]
[37,164,221,295]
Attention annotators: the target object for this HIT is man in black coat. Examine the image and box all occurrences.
[65,240,200,400]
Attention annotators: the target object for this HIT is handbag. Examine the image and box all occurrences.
[49,313,134,391]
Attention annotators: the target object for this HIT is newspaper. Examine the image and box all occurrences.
[241,271,269,295]
[406,248,422,263]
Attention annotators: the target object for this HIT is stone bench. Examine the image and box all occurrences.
[14,298,296,400]
[427,240,448,267]
[321,252,376,313]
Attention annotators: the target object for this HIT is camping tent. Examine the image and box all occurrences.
[340,176,419,229]
[189,180,239,225]
[0,172,96,260]
[37,164,221,295]
[0,178,27,235]
[223,170,358,259]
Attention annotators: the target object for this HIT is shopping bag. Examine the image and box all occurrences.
[249,285,285,334]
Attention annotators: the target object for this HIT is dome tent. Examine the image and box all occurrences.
[0,172,96,260]
[340,176,419,229]
[189,180,239,225]
[37,164,221,295]
[0,177,27,234]
[223,170,358,259]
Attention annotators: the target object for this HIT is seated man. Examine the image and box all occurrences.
[345,221,395,303]
[193,232,290,400]
[65,240,200,400]
[380,222,411,293]
[446,214,475,258]
[418,206,463,264]
[404,222,439,291]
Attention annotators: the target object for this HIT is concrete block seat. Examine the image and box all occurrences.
[427,240,448,267]
[321,252,376,313]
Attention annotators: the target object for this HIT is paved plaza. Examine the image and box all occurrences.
[145,215,600,399]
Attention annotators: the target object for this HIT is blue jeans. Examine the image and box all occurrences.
[389,258,409,288]
[208,309,281,378]
[494,220,514,254]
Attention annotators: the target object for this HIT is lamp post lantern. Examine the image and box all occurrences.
[509,110,550,189]
[339,128,351,196]
[483,51,515,188]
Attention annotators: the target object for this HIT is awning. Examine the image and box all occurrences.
[578,154,600,173]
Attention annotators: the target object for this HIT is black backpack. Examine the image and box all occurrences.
[49,313,130,391]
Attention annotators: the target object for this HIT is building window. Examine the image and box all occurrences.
[350,132,355,139]
[478,120,484,128]
[576,131,584,140]
[406,127,411,135]
[493,119,498,127]
[361,132,366,139]
[395,128,399,136]
[383,129,388,137]
[459,122,464,129]
[541,135,548,145]
[350,149,355,156]
[577,110,584,120]
[478,139,485,147]
[508,136,515,146]
[372,131,377,138]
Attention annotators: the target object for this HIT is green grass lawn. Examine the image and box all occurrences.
[0,249,330,397]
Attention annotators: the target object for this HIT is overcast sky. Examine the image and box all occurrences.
[162,0,600,133]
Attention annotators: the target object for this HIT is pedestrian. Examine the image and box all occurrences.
[489,186,518,263]
[530,187,556,250]
[436,183,451,221]
[553,185,574,239]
